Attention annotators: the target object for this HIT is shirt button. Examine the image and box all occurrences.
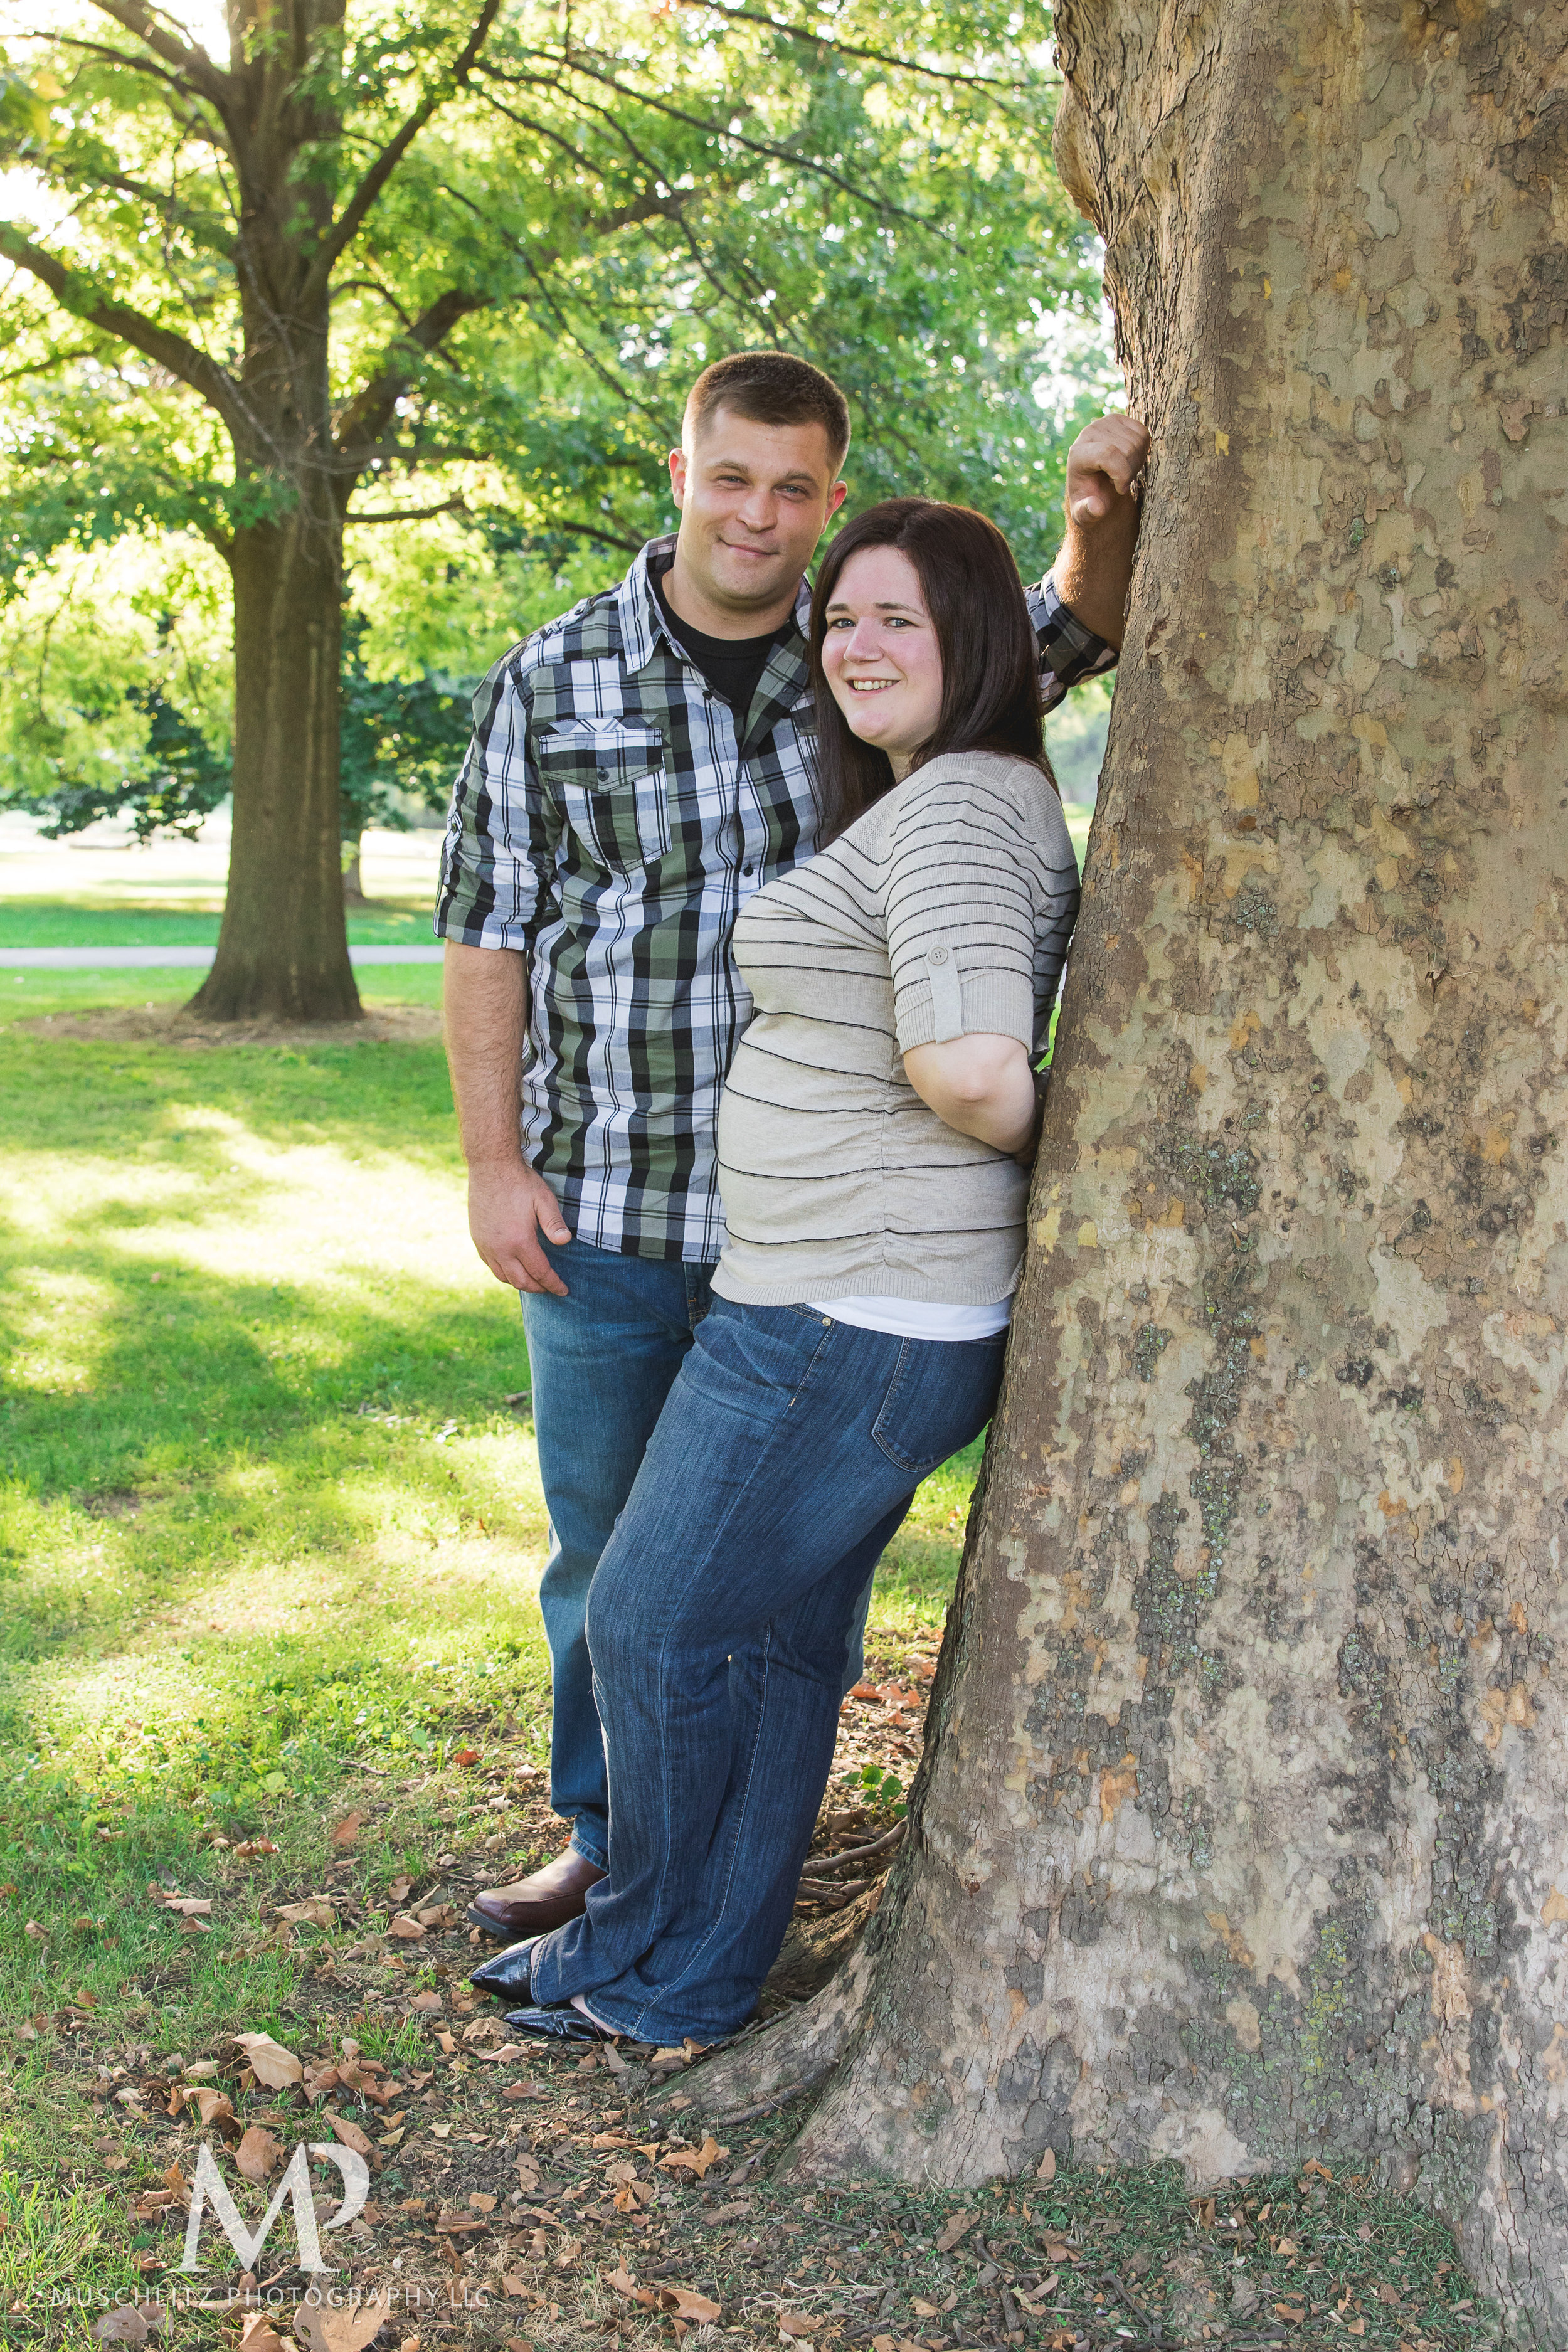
[743,863,755,877]
[596,767,610,781]
[928,946,950,965]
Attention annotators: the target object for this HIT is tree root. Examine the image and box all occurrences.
[678,1926,878,2127]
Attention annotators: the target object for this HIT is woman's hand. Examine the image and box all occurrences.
[903,1034,1037,1156]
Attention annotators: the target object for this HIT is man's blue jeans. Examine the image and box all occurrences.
[521,1240,880,1870]
[526,1297,1006,2045]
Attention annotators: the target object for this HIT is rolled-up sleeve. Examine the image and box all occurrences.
[434,654,559,948]
[887,769,1076,1054]
[1027,573,1118,715]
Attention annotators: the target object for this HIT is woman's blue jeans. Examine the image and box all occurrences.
[526,1297,1006,2045]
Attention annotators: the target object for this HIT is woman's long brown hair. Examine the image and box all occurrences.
[808,497,1057,843]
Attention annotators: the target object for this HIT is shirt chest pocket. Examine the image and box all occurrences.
[537,727,670,874]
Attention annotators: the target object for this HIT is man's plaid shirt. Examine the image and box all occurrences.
[435,534,1113,1263]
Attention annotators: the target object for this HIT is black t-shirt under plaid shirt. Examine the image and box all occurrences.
[435,535,1113,1263]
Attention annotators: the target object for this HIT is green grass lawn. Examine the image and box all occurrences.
[0,973,1496,2352]
[0,970,982,2344]
[0,901,440,950]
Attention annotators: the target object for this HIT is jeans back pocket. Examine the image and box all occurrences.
[870,1332,1007,1476]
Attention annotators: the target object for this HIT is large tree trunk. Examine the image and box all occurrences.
[189,512,359,1022]
[187,0,360,1025]
[697,3,1568,2336]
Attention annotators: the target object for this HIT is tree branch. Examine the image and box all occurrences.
[302,0,502,305]
[672,0,1033,92]
[538,515,645,555]
[346,495,470,522]
[332,277,415,327]
[86,0,234,116]
[55,29,231,134]
[334,287,489,465]
[0,222,243,432]
[487,54,945,235]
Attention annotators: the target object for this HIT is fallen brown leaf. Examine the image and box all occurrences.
[936,2210,977,2253]
[1036,2147,1056,2181]
[275,1899,336,1929]
[232,2032,304,2089]
[334,2059,393,2106]
[155,1895,212,1916]
[292,2288,392,2352]
[236,2127,281,2185]
[238,2319,290,2352]
[778,2319,814,2341]
[303,2062,340,2102]
[322,2109,373,2156]
[191,2089,236,2131]
[408,1986,441,2011]
[386,1915,428,1941]
[93,2311,151,2344]
[469,2192,497,2214]
[452,1746,480,1767]
[660,2286,722,2323]
[330,1812,365,1850]
[603,2268,657,2310]
[388,1875,416,1905]
[658,2136,728,2180]
[231,1838,277,1858]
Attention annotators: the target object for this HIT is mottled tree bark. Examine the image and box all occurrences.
[697,3,1568,2336]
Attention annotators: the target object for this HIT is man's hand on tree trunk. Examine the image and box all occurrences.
[1051,411,1151,650]
[467,1162,573,1297]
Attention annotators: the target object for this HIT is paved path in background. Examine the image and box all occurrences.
[0,945,445,969]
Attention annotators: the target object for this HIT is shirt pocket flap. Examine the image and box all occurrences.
[536,726,666,789]
[536,727,670,871]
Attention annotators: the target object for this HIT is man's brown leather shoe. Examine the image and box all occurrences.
[467,1846,607,1941]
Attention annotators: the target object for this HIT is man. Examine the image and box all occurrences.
[438,350,1148,1941]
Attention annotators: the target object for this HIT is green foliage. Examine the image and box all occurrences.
[0,537,231,838]
[0,545,472,845]
[339,615,475,846]
[1,0,1108,603]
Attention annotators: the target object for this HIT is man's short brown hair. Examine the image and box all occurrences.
[682,350,850,475]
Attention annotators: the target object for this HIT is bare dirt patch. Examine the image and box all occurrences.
[14,1004,441,1048]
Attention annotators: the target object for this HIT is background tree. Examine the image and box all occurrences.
[337,614,471,899]
[691,3,1568,2337]
[0,0,1100,1017]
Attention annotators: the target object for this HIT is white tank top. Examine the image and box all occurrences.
[804,1293,1012,1341]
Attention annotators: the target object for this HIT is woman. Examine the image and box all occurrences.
[474,499,1080,2045]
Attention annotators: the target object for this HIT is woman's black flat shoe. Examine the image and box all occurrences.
[502,2002,616,2043]
[469,1936,539,2000]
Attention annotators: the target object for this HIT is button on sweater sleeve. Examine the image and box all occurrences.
[887,765,1080,1056]
[435,653,561,949]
